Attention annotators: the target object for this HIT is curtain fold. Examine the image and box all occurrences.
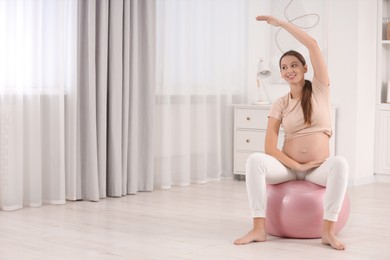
[128,0,156,192]
[67,0,156,201]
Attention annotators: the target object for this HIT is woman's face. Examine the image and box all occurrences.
[280,55,307,84]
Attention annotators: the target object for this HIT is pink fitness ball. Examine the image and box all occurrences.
[265,180,350,238]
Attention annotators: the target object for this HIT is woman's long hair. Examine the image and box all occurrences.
[279,50,312,125]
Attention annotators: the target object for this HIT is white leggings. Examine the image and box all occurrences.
[245,153,349,222]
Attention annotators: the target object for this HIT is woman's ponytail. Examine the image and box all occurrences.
[302,80,313,125]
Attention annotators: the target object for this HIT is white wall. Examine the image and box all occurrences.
[247,0,377,186]
[356,0,377,185]
[328,0,377,186]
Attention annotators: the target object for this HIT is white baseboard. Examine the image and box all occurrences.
[375,174,390,183]
[348,174,390,186]
[348,175,376,186]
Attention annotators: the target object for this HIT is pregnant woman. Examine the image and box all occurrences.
[234,15,349,250]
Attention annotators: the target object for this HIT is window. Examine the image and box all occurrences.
[156,0,248,95]
[0,0,76,92]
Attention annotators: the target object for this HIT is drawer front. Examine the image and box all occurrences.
[235,130,265,151]
[234,152,254,173]
[235,108,268,129]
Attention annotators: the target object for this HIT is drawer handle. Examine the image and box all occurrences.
[246,117,250,121]
[246,139,250,143]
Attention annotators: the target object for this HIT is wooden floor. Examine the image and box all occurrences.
[0,179,389,259]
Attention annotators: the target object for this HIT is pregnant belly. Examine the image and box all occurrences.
[282,132,330,164]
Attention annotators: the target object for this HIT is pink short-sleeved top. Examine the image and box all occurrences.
[268,77,332,142]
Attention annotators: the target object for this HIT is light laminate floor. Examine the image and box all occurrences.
[0,180,389,260]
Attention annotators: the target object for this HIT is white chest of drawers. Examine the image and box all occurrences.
[233,105,283,175]
[233,104,336,175]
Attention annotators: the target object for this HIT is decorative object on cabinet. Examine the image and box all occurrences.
[232,104,337,176]
[386,17,390,40]
[387,80,390,103]
[254,58,271,105]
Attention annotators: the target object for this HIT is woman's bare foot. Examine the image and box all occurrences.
[234,228,267,245]
[322,220,346,250]
[322,231,345,250]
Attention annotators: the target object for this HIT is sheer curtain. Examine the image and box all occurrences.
[0,0,76,210]
[155,0,247,188]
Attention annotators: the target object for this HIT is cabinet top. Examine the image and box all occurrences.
[378,103,390,110]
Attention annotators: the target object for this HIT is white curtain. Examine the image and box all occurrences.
[155,0,247,188]
[0,0,76,210]
[0,0,248,210]
[66,0,156,201]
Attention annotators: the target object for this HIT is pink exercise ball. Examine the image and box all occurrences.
[265,180,350,239]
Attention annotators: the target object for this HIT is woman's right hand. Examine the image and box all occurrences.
[295,159,326,172]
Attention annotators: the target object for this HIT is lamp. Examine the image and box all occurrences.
[255,58,271,105]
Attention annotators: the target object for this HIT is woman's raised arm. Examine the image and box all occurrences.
[256,15,329,86]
